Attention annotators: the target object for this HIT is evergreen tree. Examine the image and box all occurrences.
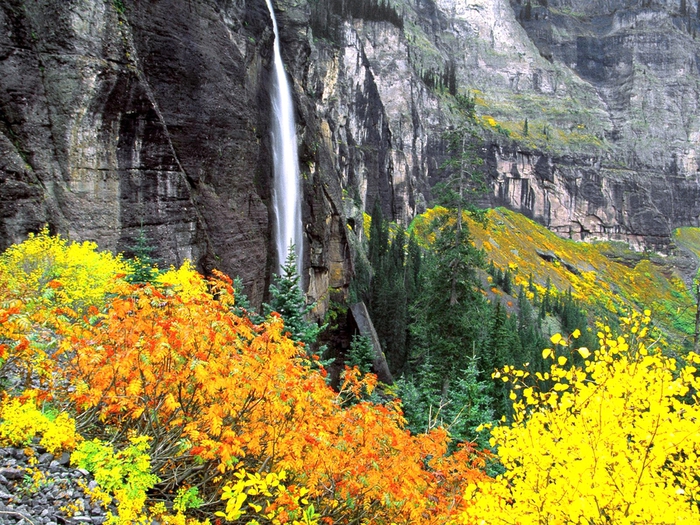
[395,355,493,449]
[483,302,526,418]
[484,302,509,376]
[502,268,512,295]
[405,230,421,302]
[126,227,159,284]
[517,287,542,363]
[347,334,375,375]
[232,276,264,323]
[264,246,323,350]
[437,99,486,307]
[368,200,389,274]
[370,223,411,373]
[409,211,487,383]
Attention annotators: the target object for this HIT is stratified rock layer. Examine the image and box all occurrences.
[2,0,700,307]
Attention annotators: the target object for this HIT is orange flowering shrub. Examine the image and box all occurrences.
[0,234,488,523]
[54,269,486,523]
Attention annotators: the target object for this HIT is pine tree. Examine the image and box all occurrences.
[368,200,389,274]
[438,102,486,306]
[502,268,512,295]
[264,246,323,350]
[231,276,264,323]
[368,217,410,373]
[126,227,159,284]
[409,211,487,383]
[395,355,493,449]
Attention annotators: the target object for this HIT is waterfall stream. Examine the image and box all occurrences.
[265,0,303,276]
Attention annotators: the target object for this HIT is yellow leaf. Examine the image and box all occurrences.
[550,333,563,345]
[542,348,553,359]
[572,329,581,339]
[557,356,567,366]
[577,347,591,359]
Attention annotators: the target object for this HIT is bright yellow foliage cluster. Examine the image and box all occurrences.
[0,396,80,454]
[217,469,318,525]
[156,260,209,301]
[459,310,700,524]
[0,227,129,310]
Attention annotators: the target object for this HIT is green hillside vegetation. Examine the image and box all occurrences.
[1,222,700,523]
[414,207,696,346]
[674,226,700,260]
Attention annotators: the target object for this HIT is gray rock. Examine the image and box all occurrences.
[38,453,54,465]
[57,452,71,466]
[0,467,24,481]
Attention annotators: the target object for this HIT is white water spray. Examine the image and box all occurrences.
[266,0,303,276]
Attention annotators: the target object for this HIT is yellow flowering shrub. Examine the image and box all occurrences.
[0,227,129,309]
[460,310,700,524]
[216,468,319,525]
[156,260,209,301]
[0,396,80,454]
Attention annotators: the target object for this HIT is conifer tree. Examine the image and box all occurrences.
[264,246,323,350]
[367,212,411,373]
[395,355,493,449]
[126,227,159,284]
[409,211,487,383]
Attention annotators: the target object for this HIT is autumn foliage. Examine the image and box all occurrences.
[0,231,487,524]
[459,312,700,524]
[4,229,700,524]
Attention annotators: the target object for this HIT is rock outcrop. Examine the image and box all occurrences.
[2,0,700,310]
[0,0,275,304]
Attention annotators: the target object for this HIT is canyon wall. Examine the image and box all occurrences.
[2,0,700,308]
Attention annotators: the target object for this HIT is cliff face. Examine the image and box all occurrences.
[0,0,272,303]
[2,0,700,308]
[280,0,700,250]
[505,0,700,247]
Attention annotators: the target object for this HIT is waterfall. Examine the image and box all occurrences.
[265,0,303,277]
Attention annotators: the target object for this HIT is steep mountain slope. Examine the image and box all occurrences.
[447,207,699,345]
[1,0,699,308]
[283,0,700,250]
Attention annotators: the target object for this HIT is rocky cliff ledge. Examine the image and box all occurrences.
[281,0,700,251]
[2,0,700,310]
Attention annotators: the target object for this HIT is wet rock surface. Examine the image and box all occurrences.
[2,0,700,314]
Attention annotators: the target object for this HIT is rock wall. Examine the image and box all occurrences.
[489,145,700,249]
[0,0,352,308]
[3,0,700,312]
[283,0,700,252]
